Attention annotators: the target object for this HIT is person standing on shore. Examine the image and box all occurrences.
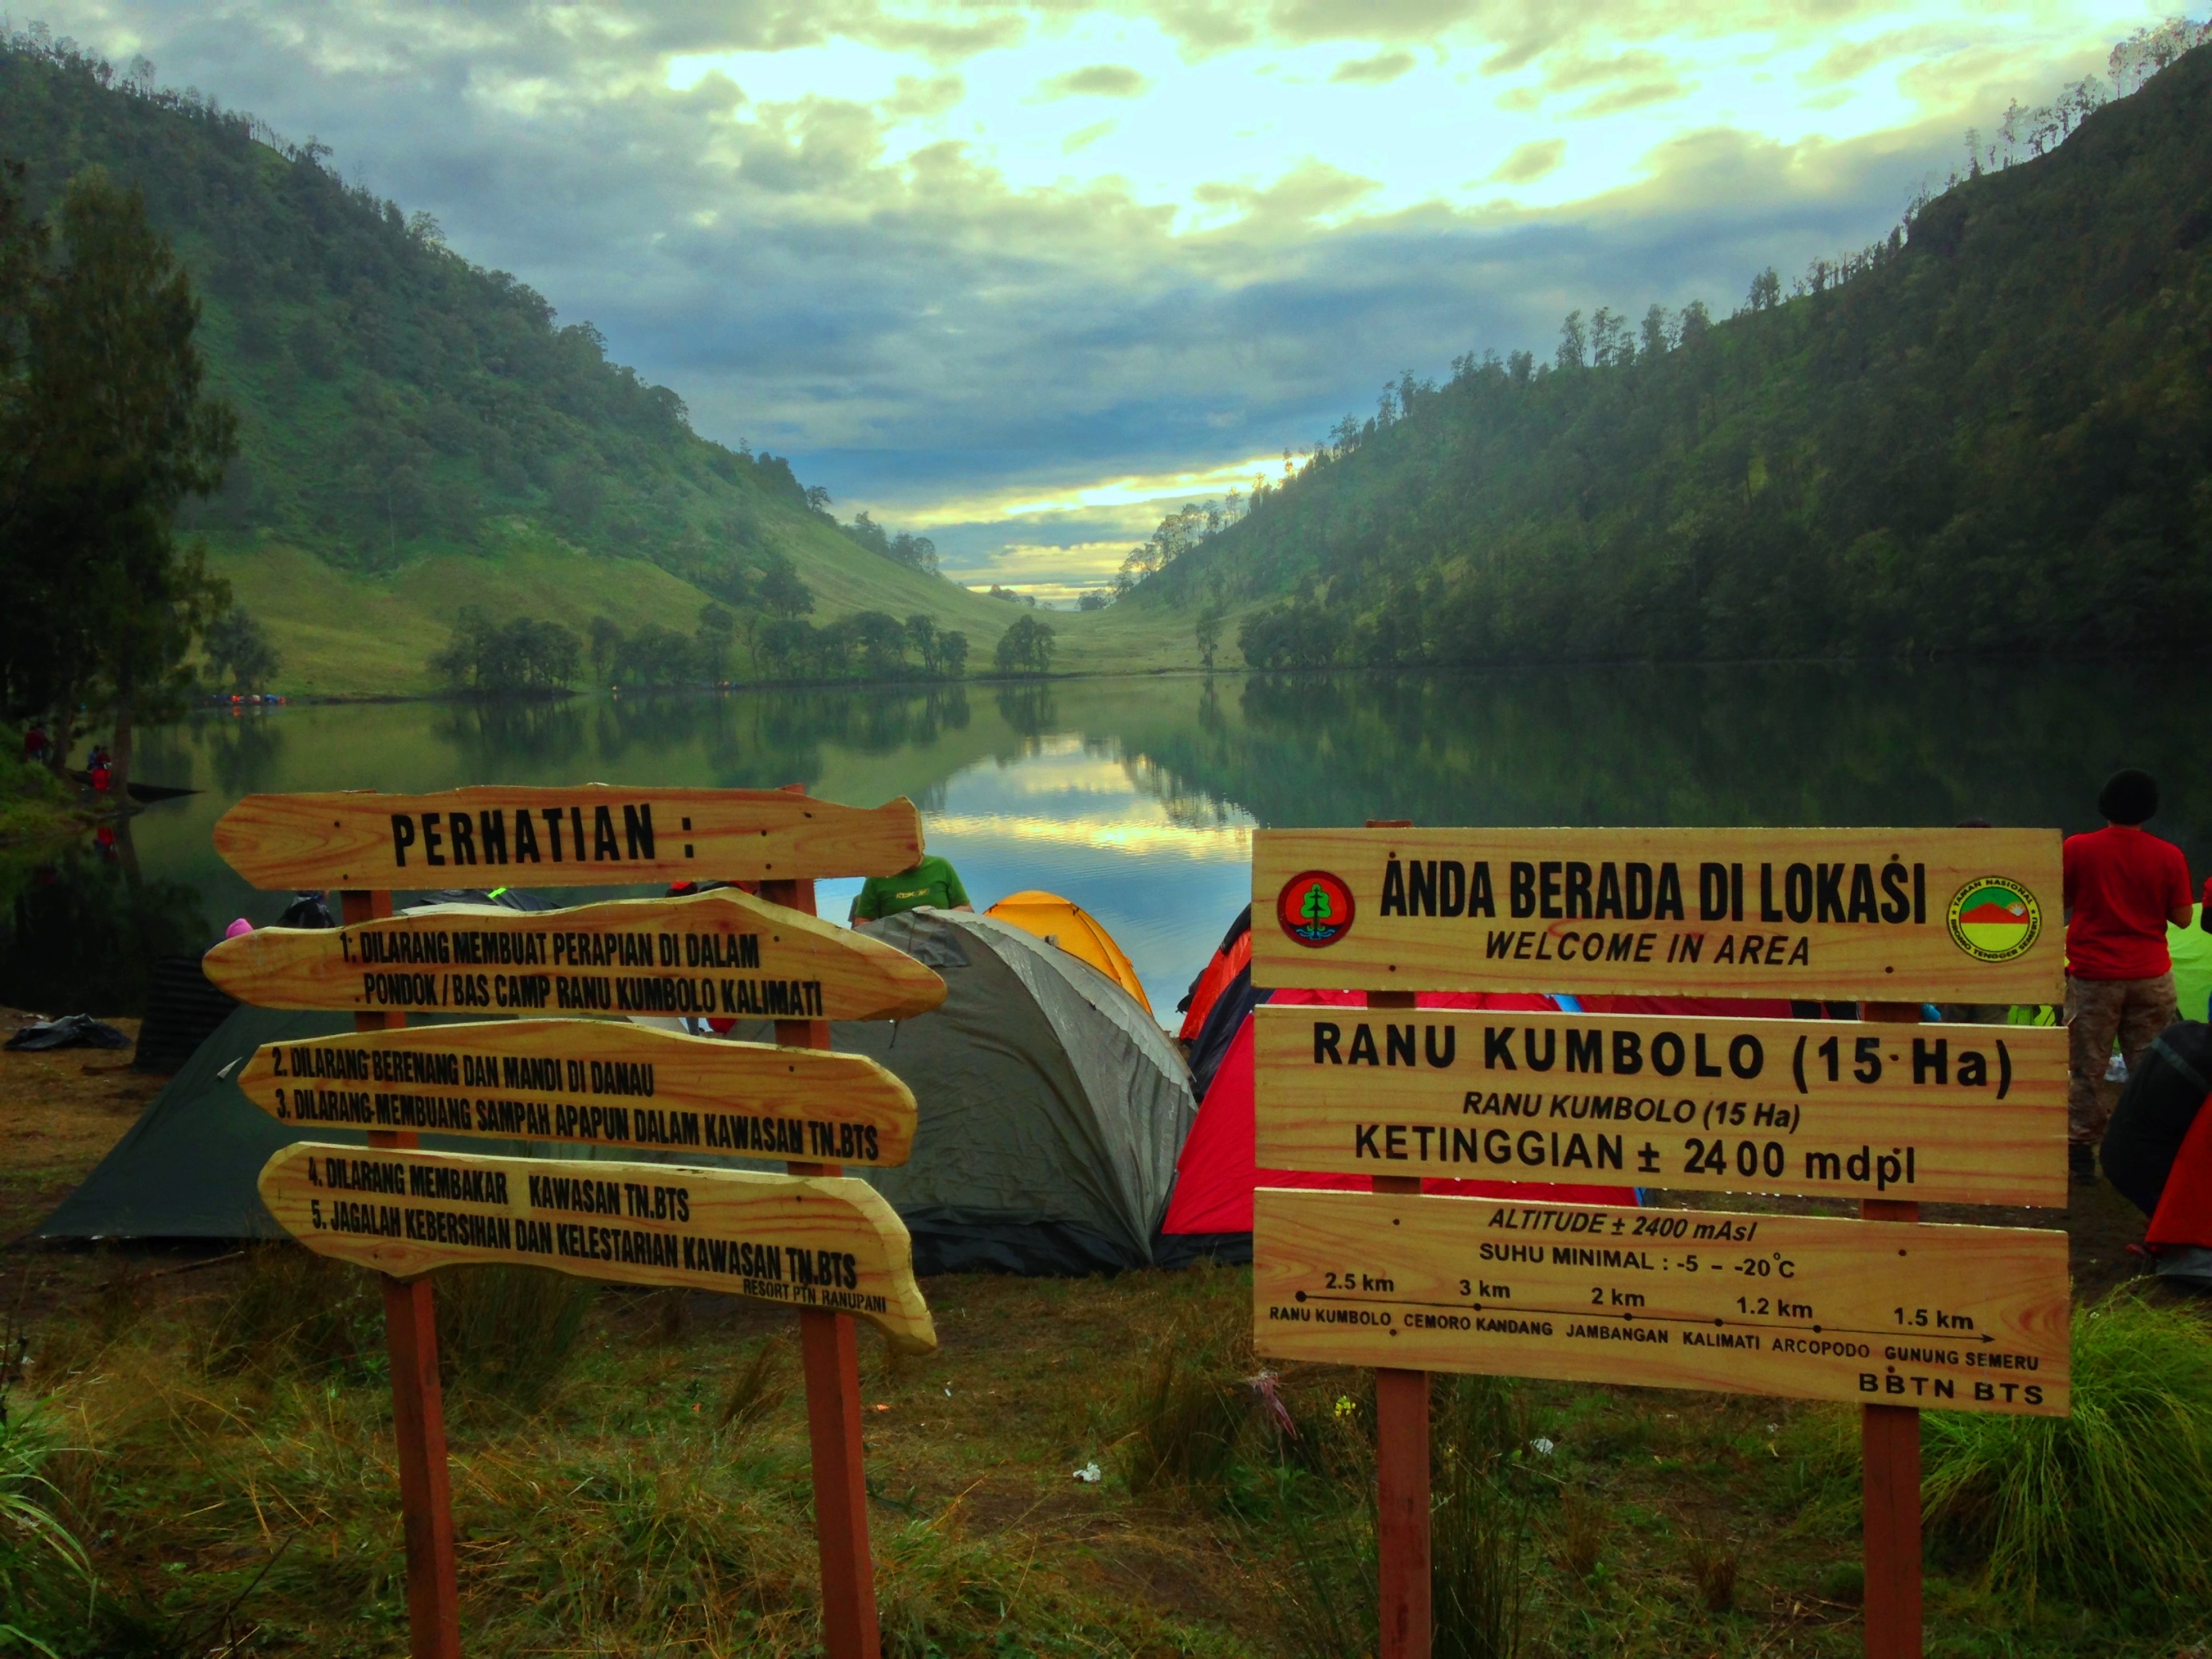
[2064,769,2193,1178]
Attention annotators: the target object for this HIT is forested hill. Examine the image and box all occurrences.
[0,29,1034,685]
[1132,37,2212,666]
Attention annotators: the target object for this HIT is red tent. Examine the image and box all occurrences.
[1160,989,1639,1244]
[1175,906,1251,1043]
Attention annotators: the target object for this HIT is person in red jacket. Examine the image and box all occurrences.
[2064,769,2194,1177]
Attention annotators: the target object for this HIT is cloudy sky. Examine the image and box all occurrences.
[26,0,2161,597]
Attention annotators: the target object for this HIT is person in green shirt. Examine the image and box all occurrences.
[850,855,972,922]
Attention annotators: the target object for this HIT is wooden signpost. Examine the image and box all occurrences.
[260,1143,936,1348]
[1252,1006,2067,1207]
[202,888,947,1023]
[214,784,938,1659]
[214,786,923,891]
[1254,1188,2068,1411]
[238,1019,919,1166]
[1248,824,2071,1659]
[1253,826,2062,1002]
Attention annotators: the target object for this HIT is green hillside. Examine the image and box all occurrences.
[0,32,1195,691]
[1122,36,2212,666]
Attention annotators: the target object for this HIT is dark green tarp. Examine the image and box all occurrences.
[30,1004,638,1240]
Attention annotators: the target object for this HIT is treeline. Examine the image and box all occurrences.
[433,603,979,693]
[1132,23,2212,666]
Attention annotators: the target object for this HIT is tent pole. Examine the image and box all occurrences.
[340,889,462,1659]
[764,784,883,1659]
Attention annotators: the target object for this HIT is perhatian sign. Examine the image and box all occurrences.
[1253,827,2063,1001]
[1253,1007,2067,1207]
[260,1142,938,1350]
[214,786,925,890]
[238,1019,918,1167]
[203,889,946,1022]
[1253,1188,2069,1414]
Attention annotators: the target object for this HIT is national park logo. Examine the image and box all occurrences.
[1946,876,2043,964]
[1277,870,1355,949]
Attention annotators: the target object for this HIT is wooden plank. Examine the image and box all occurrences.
[215,787,924,891]
[258,1142,939,1352]
[1253,1188,2068,1415]
[1251,827,2063,1002]
[1252,1007,2066,1207]
[238,1017,918,1167]
[203,888,947,1022]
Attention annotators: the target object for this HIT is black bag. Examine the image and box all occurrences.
[2103,1020,2212,1216]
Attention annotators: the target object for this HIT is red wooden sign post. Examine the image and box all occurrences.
[766,781,884,1659]
[340,888,462,1659]
[1860,1003,1924,1659]
[1365,820,1430,1659]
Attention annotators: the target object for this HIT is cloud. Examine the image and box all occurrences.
[884,73,965,119]
[1037,63,1151,99]
[1487,138,1564,183]
[20,0,2135,568]
[1062,118,1116,152]
[1572,78,1686,117]
[1329,49,1416,85]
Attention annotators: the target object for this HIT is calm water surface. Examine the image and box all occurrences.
[10,664,2210,1020]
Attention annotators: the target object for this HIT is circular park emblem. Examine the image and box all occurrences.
[1946,876,2043,963]
[1277,870,1356,949]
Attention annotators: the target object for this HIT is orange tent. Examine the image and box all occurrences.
[984,890,1152,1013]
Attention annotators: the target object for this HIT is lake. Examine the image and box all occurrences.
[9,662,2208,1021]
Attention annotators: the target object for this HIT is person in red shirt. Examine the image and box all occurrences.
[2064,769,2194,1175]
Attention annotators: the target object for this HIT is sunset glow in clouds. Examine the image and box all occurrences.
[25,0,2167,592]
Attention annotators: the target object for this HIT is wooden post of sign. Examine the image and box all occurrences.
[1364,820,1431,1659]
[339,890,462,1659]
[1861,1001,1923,1659]
[763,784,882,1659]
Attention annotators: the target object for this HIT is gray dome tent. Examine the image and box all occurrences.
[807,910,1195,1275]
[37,909,1196,1272]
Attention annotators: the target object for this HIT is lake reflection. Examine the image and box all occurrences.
[9,662,2207,1019]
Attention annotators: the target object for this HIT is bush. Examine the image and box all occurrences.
[1919,1293,2212,1608]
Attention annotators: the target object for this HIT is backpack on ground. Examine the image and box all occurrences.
[2103,1020,2212,1216]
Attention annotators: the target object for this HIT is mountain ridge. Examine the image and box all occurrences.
[1120,36,2212,666]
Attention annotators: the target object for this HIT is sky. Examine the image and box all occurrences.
[20,0,2167,600]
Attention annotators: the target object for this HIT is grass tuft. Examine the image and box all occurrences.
[1431,1374,1528,1659]
[1116,1311,1252,1494]
[1919,1291,2212,1609]
[1681,1527,1738,1614]
[431,1264,594,1406]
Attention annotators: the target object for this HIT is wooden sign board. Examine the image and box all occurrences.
[1253,1007,2067,1207]
[238,1018,917,1167]
[203,889,946,1022]
[1252,828,2063,1002]
[1254,1188,2068,1414]
[215,787,924,891]
[260,1142,937,1350]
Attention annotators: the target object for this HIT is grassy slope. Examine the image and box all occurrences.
[0,40,1209,689]
[217,542,1213,695]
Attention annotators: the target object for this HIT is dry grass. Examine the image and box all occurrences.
[0,1250,2206,1657]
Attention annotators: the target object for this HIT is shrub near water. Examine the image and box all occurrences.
[1919,1293,2212,1610]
